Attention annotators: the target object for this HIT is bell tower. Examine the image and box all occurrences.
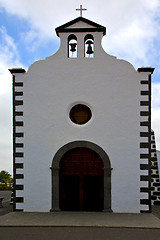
[55,16,106,59]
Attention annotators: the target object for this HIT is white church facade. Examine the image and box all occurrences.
[9,16,154,213]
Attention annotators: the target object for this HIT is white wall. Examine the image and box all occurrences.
[18,23,143,212]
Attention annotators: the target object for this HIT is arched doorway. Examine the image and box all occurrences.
[51,141,112,212]
[59,148,104,211]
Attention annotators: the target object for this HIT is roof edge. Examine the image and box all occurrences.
[55,17,106,36]
[137,67,154,74]
[9,68,26,74]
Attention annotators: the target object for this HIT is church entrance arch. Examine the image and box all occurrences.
[51,141,112,212]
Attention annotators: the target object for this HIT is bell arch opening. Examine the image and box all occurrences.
[51,141,112,212]
[68,34,77,58]
[84,34,94,58]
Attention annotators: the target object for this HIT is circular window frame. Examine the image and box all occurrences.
[69,104,92,125]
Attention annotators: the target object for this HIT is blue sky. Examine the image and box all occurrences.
[0,0,160,174]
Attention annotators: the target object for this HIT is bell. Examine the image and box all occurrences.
[86,40,94,55]
[86,45,94,55]
[69,43,77,52]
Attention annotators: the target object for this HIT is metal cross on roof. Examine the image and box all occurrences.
[76,5,87,17]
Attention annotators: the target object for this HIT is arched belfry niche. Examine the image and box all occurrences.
[51,141,112,212]
[84,34,94,58]
[68,34,77,58]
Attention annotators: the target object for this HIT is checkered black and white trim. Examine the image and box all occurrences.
[138,67,154,213]
[9,68,25,211]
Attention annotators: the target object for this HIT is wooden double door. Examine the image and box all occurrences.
[59,148,104,211]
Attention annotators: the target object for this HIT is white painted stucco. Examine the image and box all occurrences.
[13,19,151,212]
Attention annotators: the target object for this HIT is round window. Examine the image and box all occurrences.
[69,104,92,125]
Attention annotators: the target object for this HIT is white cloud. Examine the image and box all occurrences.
[102,1,160,66]
[152,83,160,150]
[152,108,160,150]
[0,26,24,174]
[152,83,160,109]
[0,92,12,173]
[0,0,159,67]
[0,0,79,37]
[0,26,21,70]
[20,29,43,52]
[0,75,12,174]
[0,0,160,49]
